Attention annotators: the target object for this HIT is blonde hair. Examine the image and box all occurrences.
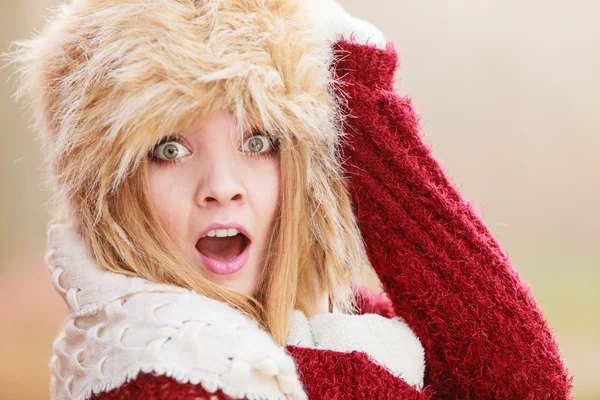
[7,0,371,345]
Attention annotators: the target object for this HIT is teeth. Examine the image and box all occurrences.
[203,228,240,238]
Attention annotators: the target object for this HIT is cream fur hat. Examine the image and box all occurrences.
[14,0,339,205]
[9,0,384,310]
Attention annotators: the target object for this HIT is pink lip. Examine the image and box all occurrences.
[195,222,252,275]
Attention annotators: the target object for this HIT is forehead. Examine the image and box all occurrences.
[177,111,252,142]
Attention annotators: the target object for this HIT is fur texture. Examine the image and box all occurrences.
[9,0,372,335]
[13,0,342,194]
[12,0,345,220]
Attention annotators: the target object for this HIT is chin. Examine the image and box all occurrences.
[197,258,259,296]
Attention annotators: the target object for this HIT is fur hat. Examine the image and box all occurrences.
[14,0,341,201]
[10,0,374,313]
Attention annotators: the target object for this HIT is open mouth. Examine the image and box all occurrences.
[195,232,251,275]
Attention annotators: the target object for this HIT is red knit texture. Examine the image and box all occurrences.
[287,346,430,400]
[335,40,573,399]
[90,373,233,400]
[92,41,573,399]
[352,284,396,319]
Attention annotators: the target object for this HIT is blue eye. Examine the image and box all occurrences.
[154,141,190,161]
[242,134,274,154]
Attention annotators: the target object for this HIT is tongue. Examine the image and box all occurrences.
[196,235,244,262]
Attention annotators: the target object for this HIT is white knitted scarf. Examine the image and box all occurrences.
[45,225,424,400]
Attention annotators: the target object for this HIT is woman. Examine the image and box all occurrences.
[11,0,572,398]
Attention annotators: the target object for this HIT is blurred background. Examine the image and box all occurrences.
[1,0,598,398]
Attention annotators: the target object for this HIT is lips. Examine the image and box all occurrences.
[195,223,252,275]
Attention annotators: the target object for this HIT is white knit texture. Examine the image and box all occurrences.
[287,311,425,388]
[46,224,425,399]
[46,224,306,400]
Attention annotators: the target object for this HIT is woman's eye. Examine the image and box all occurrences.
[242,134,273,154]
[153,141,190,161]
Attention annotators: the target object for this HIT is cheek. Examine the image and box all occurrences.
[147,166,193,244]
[250,160,281,222]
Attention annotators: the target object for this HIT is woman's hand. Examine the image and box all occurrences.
[307,0,386,48]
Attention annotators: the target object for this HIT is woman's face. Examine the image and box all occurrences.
[147,111,281,295]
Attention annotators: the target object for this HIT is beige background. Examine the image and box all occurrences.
[1,0,598,398]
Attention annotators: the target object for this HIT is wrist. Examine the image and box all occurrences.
[334,40,399,91]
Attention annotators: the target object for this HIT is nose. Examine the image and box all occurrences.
[195,159,247,208]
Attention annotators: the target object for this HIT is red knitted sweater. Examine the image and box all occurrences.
[94,41,573,400]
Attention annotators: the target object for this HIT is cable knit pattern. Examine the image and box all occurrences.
[47,222,425,400]
[335,40,573,399]
[45,225,306,400]
[92,293,424,400]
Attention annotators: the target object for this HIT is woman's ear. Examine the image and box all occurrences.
[306,0,386,48]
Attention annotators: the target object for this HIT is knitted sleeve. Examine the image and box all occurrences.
[91,373,237,400]
[335,40,573,399]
